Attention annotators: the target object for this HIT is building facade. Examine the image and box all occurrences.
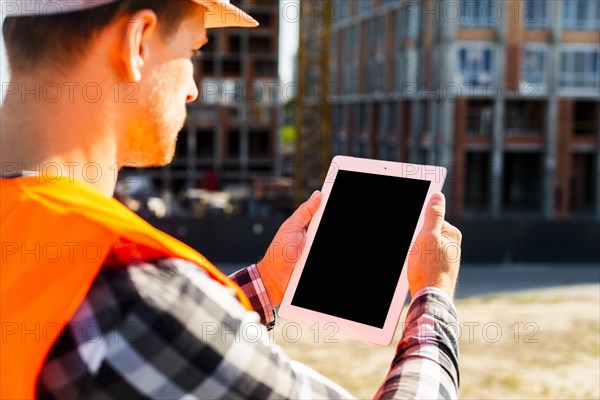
[130,0,281,215]
[295,0,600,220]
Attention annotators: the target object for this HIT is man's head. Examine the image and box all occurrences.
[2,0,258,72]
[2,0,257,167]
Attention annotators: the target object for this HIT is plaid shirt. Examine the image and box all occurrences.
[37,258,459,399]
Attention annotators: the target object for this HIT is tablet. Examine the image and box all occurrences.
[278,155,447,346]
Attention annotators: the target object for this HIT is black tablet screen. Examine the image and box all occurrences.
[291,170,431,328]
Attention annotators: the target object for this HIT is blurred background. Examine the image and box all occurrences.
[76,0,599,266]
[1,2,598,264]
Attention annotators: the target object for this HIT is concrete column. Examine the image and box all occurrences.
[409,100,421,163]
[439,0,457,206]
[543,0,561,219]
[490,1,506,218]
[161,163,173,216]
[186,121,197,189]
[543,98,558,219]
[596,102,600,221]
[215,31,224,172]
[240,27,250,178]
[379,101,389,158]
[490,97,504,218]
[427,99,437,165]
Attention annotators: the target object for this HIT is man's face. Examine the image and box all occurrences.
[122,6,207,168]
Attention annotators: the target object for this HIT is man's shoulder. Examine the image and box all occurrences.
[92,257,245,318]
[97,257,211,304]
[69,257,226,343]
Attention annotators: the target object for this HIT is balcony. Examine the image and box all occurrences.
[504,100,546,137]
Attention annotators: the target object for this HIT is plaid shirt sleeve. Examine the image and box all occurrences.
[228,264,276,328]
[36,258,355,399]
[36,258,459,400]
[375,287,461,399]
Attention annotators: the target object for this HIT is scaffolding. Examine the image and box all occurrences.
[293,0,333,207]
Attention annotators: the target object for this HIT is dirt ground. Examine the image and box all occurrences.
[274,283,600,399]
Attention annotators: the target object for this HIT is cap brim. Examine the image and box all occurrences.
[192,0,259,28]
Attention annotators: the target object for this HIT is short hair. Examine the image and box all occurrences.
[3,0,199,72]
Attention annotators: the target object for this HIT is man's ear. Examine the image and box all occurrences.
[120,10,158,82]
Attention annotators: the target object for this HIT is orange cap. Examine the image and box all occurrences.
[4,0,259,28]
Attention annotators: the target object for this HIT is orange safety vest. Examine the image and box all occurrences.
[0,175,252,399]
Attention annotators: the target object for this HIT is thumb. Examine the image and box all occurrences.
[421,192,446,235]
[292,190,322,228]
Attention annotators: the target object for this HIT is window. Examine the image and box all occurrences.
[367,16,385,93]
[228,36,241,53]
[342,26,359,95]
[222,79,243,104]
[465,152,490,211]
[368,16,385,48]
[194,105,217,121]
[358,135,370,158]
[197,129,215,158]
[343,25,358,56]
[573,101,599,136]
[521,45,548,92]
[223,59,241,77]
[394,48,418,91]
[332,104,342,133]
[330,32,339,84]
[503,153,542,212]
[227,130,240,158]
[399,2,420,39]
[174,128,189,159]
[559,48,600,90]
[456,44,495,86]
[343,62,359,95]
[358,0,370,15]
[253,80,279,105]
[255,60,278,77]
[466,100,494,136]
[359,103,368,132]
[383,139,398,161]
[569,153,595,214]
[202,32,216,54]
[201,60,215,77]
[201,80,221,104]
[249,105,270,123]
[394,8,403,43]
[338,0,350,20]
[249,130,270,158]
[380,102,390,134]
[460,0,498,28]
[335,131,347,155]
[251,10,274,28]
[504,100,546,136]
[249,37,271,53]
[562,0,600,30]
[524,0,549,29]
[401,48,417,84]
[333,104,347,153]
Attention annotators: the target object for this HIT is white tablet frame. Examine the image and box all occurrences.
[278,155,447,346]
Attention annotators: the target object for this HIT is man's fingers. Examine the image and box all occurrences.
[421,192,446,235]
[291,190,322,228]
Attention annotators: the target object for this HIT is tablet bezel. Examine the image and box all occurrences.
[278,155,447,346]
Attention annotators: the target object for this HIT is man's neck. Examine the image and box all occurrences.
[1,77,120,197]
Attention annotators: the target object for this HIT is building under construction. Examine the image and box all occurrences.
[295,0,600,221]
[125,0,283,216]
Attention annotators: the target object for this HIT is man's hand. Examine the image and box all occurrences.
[257,191,322,307]
[407,192,462,299]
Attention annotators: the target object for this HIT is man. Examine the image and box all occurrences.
[0,0,463,398]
